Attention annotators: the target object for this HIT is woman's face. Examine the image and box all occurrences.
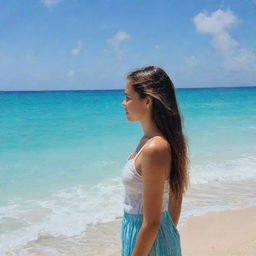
[121,79,149,122]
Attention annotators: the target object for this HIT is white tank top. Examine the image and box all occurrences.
[121,137,170,215]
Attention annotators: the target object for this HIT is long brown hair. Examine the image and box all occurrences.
[127,66,190,200]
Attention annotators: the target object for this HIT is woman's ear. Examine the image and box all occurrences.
[145,96,153,109]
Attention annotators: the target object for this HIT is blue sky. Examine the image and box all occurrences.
[0,0,255,91]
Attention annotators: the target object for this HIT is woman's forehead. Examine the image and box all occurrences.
[125,81,133,94]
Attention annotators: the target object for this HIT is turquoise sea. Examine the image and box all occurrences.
[0,87,256,255]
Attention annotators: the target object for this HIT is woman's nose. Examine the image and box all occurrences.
[121,99,126,107]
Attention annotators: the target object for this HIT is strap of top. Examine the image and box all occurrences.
[133,137,157,161]
[131,136,170,181]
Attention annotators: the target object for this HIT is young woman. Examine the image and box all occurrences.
[120,66,190,256]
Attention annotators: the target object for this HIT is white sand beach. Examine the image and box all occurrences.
[179,206,256,256]
[98,206,256,256]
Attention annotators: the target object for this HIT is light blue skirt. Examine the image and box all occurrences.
[121,210,182,256]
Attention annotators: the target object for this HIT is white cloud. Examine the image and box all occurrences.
[71,41,83,55]
[67,70,75,77]
[112,31,130,41]
[107,30,130,58]
[223,48,256,71]
[193,9,238,56]
[101,48,110,56]
[185,56,200,67]
[193,9,238,35]
[193,9,256,71]
[41,0,61,8]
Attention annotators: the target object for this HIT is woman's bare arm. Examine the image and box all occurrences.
[131,140,170,256]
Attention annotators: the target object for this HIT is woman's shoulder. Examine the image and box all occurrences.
[140,136,171,179]
[143,135,171,158]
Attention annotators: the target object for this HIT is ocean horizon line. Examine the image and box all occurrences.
[1,85,256,93]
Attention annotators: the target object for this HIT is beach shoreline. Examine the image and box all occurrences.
[2,179,255,255]
[81,178,256,256]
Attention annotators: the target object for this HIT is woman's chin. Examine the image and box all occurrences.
[126,115,136,122]
[125,113,132,120]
